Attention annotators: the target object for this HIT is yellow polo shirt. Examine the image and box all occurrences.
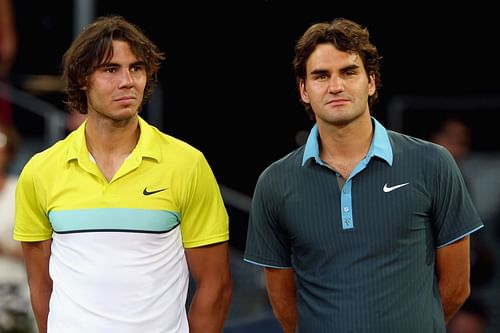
[14,116,229,332]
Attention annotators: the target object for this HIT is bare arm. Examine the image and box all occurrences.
[436,236,471,323]
[265,267,297,333]
[21,240,52,333]
[185,241,232,333]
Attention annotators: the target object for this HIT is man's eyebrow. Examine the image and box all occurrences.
[309,64,360,75]
[96,60,145,68]
[130,61,146,67]
[340,64,360,71]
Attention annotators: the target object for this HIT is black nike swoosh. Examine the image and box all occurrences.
[143,188,168,196]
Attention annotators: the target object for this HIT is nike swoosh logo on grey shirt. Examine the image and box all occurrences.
[383,183,409,193]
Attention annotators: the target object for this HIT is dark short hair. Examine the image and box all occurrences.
[293,17,382,119]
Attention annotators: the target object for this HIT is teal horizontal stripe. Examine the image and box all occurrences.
[49,208,180,233]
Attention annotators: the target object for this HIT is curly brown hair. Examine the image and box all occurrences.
[61,15,165,114]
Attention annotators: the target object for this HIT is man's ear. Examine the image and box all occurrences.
[368,74,376,97]
[299,79,309,103]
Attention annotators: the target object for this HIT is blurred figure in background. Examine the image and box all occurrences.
[430,115,471,167]
[447,297,488,333]
[0,0,17,124]
[0,120,34,333]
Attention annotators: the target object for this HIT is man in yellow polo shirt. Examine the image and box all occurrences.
[14,15,232,333]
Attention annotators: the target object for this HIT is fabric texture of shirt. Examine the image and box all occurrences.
[14,116,229,333]
[244,117,483,333]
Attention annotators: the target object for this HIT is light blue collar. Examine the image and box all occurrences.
[301,117,393,167]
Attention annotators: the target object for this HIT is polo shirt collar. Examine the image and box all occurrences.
[65,115,162,164]
[134,116,162,162]
[301,117,393,166]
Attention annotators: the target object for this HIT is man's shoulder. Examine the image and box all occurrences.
[27,134,74,165]
[17,135,75,186]
[387,130,446,153]
[387,130,455,169]
[152,129,203,157]
[259,146,305,179]
[141,124,207,168]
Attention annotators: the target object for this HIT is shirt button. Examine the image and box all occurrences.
[343,207,349,212]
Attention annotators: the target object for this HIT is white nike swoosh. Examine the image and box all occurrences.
[383,182,410,193]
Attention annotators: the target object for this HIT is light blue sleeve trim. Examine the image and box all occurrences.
[436,225,485,248]
[243,258,292,269]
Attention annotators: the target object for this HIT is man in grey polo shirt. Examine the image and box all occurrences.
[244,17,483,333]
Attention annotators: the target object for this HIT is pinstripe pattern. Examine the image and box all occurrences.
[245,118,483,332]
